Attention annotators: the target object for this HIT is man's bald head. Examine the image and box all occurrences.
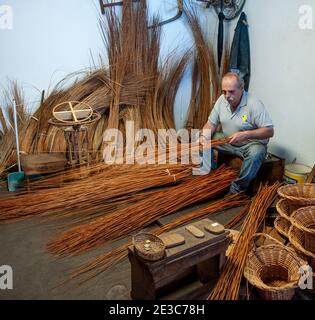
[222,72,244,89]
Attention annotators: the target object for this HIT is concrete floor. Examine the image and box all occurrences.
[0,194,242,300]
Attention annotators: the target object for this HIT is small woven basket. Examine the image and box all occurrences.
[276,198,304,221]
[277,183,315,205]
[274,216,291,238]
[132,233,165,262]
[244,233,306,300]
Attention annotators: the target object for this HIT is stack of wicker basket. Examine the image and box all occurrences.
[276,183,315,292]
[277,184,315,258]
[244,183,315,300]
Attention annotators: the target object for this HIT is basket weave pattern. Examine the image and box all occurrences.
[276,198,304,221]
[132,233,165,261]
[244,233,306,300]
[274,216,291,238]
[290,206,315,235]
[277,183,315,205]
[289,226,315,259]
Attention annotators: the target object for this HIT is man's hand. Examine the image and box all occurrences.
[198,135,207,146]
[229,131,249,144]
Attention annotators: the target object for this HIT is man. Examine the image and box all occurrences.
[195,72,274,194]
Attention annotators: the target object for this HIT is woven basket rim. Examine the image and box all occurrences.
[245,234,306,292]
[274,216,290,238]
[276,199,294,221]
[288,225,315,259]
[290,206,315,235]
[278,183,315,205]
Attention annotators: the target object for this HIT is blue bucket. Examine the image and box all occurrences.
[7,171,25,192]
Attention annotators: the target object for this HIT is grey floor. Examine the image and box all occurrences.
[0,193,242,300]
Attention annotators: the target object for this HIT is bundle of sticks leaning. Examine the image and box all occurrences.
[47,165,238,256]
[208,182,281,300]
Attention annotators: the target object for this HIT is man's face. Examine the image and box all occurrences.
[222,77,244,109]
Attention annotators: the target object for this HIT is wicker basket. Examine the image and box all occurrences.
[132,233,165,261]
[274,216,291,238]
[276,198,303,221]
[290,206,315,254]
[244,233,306,300]
[288,225,315,259]
[277,183,315,205]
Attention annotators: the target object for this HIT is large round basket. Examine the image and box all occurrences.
[244,233,306,300]
[274,216,291,238]
[288,225,315,259]
[277,183,315,205]
[276,198,304,221]
[132,233,165,262]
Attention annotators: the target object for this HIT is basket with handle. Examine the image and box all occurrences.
[244,233,307,300]
[277,183,315,205]
[276,198,304,221]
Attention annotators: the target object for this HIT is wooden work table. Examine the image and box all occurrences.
[128,218,230,300]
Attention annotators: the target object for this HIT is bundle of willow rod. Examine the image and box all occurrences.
[47,165,237,256]
[208,182,281,300]
[19,137,230,190]
[0,164,191,223]
[64,193,248,285]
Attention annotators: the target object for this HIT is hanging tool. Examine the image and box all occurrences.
[99,0,183,28]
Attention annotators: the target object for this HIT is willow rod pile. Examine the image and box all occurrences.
[184,3,219,130]
[208,182,281,300]
[65,194,248,284]
[0,164,191,223]
[47,165,237,256]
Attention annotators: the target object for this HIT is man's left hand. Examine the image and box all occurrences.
[229,131,249,144]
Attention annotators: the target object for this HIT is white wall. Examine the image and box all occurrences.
[1,0,314,167]
[242,0,315,167]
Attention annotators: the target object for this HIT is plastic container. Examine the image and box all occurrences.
[284,163,312,184]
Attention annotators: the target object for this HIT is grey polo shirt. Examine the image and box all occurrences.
[208,91,274,146]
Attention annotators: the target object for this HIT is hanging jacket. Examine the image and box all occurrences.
[229,12,250,91]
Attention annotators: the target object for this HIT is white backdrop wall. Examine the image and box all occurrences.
[0,0,314,166]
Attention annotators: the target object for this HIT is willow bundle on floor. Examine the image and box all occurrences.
[0,164,192,223]
[65,193,248,284]
[47,165,237,256]
[208,182,280,300]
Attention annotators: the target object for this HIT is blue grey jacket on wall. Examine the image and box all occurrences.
[229,12,250,91]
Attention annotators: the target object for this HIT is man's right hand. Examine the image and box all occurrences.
[198,135,207,146]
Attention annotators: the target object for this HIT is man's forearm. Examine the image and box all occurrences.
[201,122,217,139]
[245,127,274,140]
